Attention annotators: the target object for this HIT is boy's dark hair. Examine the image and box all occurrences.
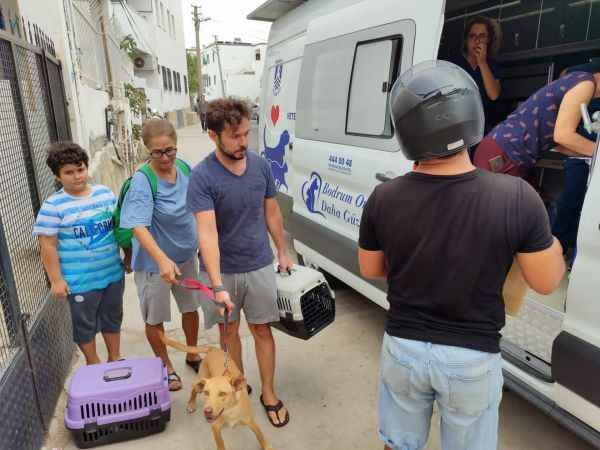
[46,141,89,176]
[463,16,501,57]
[141,118,177,147]
[206,97,251,135]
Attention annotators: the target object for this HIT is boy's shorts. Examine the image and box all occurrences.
[134,257,202,326]
[67,278,125,344]
[200,264,280,329]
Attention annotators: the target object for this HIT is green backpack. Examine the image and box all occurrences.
[114,158,191,249]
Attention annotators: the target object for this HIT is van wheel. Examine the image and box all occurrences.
[297,254,345,289]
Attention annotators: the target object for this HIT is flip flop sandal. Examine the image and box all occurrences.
[168,371,182,391]
[260,395,290,428]
[185,358,202,373]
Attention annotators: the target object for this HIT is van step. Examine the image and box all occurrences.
[501,298,564,363]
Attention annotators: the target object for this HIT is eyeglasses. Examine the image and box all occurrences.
[149,147,177,159]
[468,33,489,42]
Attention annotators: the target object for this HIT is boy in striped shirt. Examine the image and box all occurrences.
[33,142,124,365]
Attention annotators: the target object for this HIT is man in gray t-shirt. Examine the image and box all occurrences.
[187,97,292,428]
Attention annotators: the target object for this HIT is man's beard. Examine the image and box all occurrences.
[218,142,247,161]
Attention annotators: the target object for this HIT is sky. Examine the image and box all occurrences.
[181,0,272,49]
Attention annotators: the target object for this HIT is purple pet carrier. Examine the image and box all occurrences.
[65,357,171,448]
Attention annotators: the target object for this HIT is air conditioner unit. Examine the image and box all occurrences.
[132,54,156,72]
[134,57,145,69]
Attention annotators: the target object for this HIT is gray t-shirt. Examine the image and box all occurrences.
[120,164,197,273]
[187,151,277,273]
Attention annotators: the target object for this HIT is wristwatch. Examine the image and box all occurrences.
[212,285,227,294]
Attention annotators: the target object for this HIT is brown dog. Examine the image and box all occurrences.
[159,332,274,450]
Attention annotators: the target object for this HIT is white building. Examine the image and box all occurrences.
[195,39,266,103]
[112,0,190,119]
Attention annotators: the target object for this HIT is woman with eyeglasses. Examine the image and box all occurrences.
[119,119,203,392]
[450,16,502,132]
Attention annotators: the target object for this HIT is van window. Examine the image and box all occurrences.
[296,19,415,152]
[346,38,401,137]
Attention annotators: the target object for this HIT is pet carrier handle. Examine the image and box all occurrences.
[276,265,293,276]
[103,367,132,382]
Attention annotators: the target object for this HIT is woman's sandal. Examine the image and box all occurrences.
[260,395,290,428]
[168,371,182,391]
[185,357,202,373]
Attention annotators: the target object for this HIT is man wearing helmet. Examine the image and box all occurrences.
[358,60,566,450]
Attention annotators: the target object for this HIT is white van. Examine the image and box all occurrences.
[250,0,600,445]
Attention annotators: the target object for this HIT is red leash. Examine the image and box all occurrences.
[179,278,231,374]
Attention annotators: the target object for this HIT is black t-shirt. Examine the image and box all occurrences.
[359,169,554,353]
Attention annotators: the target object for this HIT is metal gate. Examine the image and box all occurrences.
[0,29,74,450]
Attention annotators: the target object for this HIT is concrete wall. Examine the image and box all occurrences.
[127,0,189,114]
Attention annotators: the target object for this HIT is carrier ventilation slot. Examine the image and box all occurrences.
[80,392,159,419]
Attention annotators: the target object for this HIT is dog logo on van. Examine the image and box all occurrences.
[302,172,326,218]
[273,63,283,96]
[262,127,289,192]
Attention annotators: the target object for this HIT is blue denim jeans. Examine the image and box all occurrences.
[551,158,589,259]
[378,334,503,450]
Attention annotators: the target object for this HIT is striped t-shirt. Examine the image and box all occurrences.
[33,185,123,294]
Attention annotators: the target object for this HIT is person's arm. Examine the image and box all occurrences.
[516,238,565,295]
[476,46,501,100]
[479,62,501,100]
[119,172,180,283]
[264,198,292,272]
[132,227,180,283]
[194,210,234,312]
[554,80,597,157]
[358,249,387,279]
[357,189,387,279]
[38,236,69,298]
[514,181,566,295]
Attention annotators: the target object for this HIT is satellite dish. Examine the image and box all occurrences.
[134,57,145,68]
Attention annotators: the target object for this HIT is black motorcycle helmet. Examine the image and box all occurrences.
[389,60,484,161]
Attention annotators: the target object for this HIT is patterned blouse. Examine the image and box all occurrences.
[490,71,595,168]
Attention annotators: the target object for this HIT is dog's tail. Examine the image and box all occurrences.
[158,331,213,355]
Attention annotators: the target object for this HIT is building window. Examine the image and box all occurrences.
[255,49,261,61]
[213,75,216,85]
[162,66,168,90]
[171,14,176,39]
[184,75,188,93]
[212,52,215,63]
[155,0,159,25]
[160,2,165,29]
[167,68,172,90]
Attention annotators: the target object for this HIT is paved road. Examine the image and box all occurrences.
[44,123,595,450]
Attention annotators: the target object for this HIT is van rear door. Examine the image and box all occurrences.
[290,0,445,306]
[551,147,600,431]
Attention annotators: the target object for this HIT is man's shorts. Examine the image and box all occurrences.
[134,258,202,326]
[200,264,280,328]
[67,278,124,344]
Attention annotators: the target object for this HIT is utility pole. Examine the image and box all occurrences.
[214,35,226,97]
[192,4,209,103]
[99,0,114,98]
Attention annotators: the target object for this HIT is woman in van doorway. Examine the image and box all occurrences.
[450,16,502,133]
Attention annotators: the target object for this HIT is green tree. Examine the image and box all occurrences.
[186,53,198,95]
